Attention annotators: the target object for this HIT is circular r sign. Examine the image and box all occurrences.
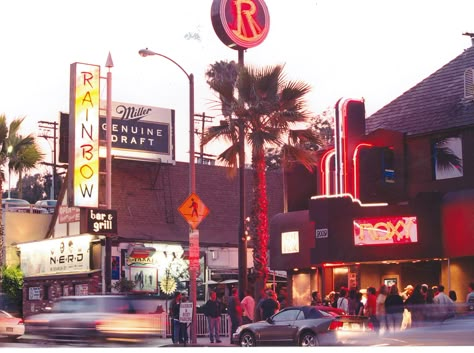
[211,0,270,50]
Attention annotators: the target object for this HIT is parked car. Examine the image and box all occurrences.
[0,310,25,340]
[34,199,57,213]
[2,198,30,209]
[232,306,342,347]
[2,198,48,214]
[24,295,165,343]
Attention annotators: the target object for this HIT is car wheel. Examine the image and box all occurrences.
[299,331,319,346]
[240,331,256,347]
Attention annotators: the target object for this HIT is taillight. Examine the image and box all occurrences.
[18,319,24,325]
[329,320,343,330]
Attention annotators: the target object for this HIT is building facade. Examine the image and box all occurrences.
[270,44,474,306]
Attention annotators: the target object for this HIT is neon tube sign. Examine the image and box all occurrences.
[353,216,418,246]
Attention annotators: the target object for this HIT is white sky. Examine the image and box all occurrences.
[1,0,474,182]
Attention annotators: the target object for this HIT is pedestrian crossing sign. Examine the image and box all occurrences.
[178,192,209,229]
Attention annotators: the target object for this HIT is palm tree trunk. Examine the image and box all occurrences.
[251,148,269,298]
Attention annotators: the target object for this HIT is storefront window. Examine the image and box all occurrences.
[333,267,348,291]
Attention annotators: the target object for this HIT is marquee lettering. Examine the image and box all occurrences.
[354,216,418,244]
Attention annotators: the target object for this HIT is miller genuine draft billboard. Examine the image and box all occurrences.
[99,101,175,164]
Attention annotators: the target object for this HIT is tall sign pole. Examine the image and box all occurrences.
[104,52,114,293]
[211,0,270,300]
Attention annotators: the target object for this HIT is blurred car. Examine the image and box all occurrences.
[34,199,57,214]
[315,305,375,344]
[232,306,342,347]
[24,295,165,344]
[0,310,25,340]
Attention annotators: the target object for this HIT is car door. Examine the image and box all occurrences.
[257,308,301,344]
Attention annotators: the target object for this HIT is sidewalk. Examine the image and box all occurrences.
[156,336,235,347]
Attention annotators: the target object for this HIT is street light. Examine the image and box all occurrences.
[138,48,197,343]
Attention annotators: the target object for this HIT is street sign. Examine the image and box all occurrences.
[189,230,200,272]
[179,302,193,323]
[178,192,210,230]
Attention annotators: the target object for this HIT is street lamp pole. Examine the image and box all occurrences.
[138,48,197,344]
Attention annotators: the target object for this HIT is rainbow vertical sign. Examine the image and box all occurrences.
[68,63,100,207]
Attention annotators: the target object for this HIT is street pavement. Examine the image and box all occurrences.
[16,334,236,348]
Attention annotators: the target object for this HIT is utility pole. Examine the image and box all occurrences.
[38,120,58,199]
[194,112,215,164]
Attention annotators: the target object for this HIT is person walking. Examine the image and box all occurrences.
[227,287,243,343]
[432,284,455,321]
[202,290,222,343]
[241,289,255,324]
[384,285,404,332]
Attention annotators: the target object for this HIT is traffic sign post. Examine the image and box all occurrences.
[178,193,209,345]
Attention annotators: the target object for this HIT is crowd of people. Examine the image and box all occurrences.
[167,281,474,344]
[318,281,474,333]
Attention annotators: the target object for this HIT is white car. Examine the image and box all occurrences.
[34,199,57,213]
[0,310,25,340]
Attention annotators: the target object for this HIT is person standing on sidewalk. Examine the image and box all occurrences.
[241,289,255,324]
[202,290,223,343]
[169,291,182,344]
[227,287,243,343]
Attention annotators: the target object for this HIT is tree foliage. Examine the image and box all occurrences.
[204,62,322,298]
[1,266,23,313]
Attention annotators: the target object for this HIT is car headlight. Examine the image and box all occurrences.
[235,326,243,334]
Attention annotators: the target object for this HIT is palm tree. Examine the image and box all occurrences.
[203,63,321,297]
[7,131,44,199]
[0,116,43,200]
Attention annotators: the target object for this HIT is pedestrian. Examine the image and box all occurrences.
[376,284,388,332]
[202,290,222,344]
[227,287,243,343]
[348,288,359,315]
[337,287,349,313]
[179,294,189,344]
[405,284,425,327]
[169,291,182,344]
[432,284,455,321]
[311,291,322,306]
[449,290,457,302]
[259,289,280,320]
[277,286,288,309]
[466,282,474,311]
[365,287,379,332]
[384,285,404,332]
[241,289,255,324]
[355,292,364,316]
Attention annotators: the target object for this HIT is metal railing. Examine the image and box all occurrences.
[157,313,230,338]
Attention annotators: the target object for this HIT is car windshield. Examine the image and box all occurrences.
[272,308,301,322]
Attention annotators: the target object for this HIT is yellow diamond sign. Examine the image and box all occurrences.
[178,193,209,230]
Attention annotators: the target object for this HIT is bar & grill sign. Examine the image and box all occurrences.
[81,208,118,235]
